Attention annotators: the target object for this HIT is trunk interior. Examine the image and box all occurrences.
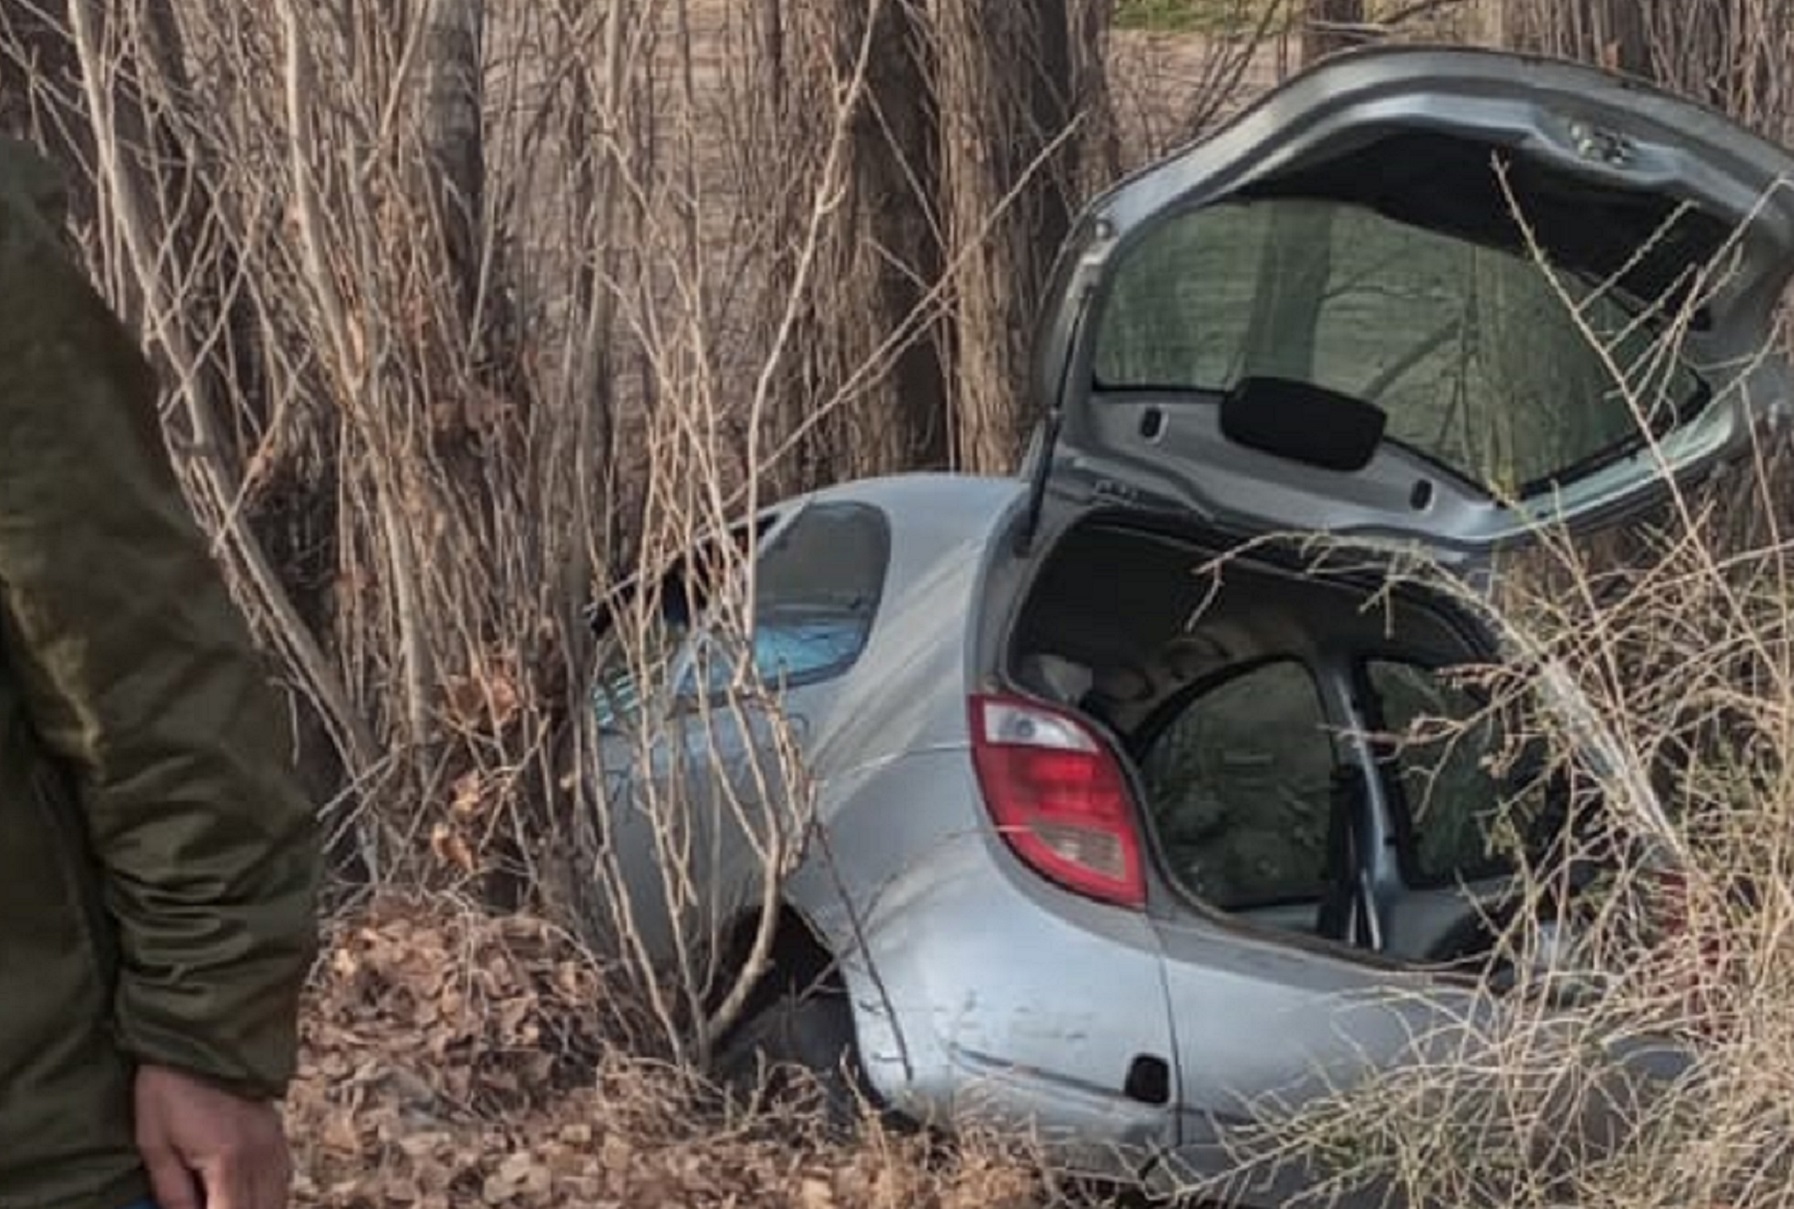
[1005,513,1559,971]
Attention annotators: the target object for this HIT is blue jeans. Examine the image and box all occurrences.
[121,1200,159,1209]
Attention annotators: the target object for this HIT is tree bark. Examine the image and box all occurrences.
[417,0,487,341]
[859,0,948,472]
[755,0,947,488]
[1498,0,1650,74]
[934,0,1089,474]
[1303,0,1367,63]
[755,0,1103,483]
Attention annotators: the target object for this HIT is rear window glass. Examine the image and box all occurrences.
[1091,197,1706,498]
[679,501,890,699]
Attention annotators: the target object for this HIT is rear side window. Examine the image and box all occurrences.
[680,501,890,699]
[591,512,780,730]
[1140,659,1339,911]
[1366,660,1538,887]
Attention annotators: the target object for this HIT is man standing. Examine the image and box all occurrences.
[0,140,320,1209]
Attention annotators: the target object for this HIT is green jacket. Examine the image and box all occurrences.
[0,141,320,1209]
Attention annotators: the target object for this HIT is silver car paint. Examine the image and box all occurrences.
[776,477,1181,1168]
[596,474,1187,1172]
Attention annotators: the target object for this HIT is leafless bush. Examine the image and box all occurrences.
[8,0,1121,857]
[1102,0,1490,176]
[1105,1,1289,169]
[569,0,899,1061]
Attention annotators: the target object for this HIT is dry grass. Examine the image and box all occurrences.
[1218,505,1794,1208]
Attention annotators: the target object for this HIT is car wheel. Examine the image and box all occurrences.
[713,980,870,1130]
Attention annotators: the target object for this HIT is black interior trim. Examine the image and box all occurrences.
[1220,376,1388,473]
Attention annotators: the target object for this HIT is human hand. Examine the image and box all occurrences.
[134,1064,292,1209]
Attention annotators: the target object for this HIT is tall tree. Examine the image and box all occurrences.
[778,0,949,483]
[933,0,1105,474]
[763,0,1108,483]
[1493,0,1650,74]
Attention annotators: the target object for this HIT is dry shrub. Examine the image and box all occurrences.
[0,0,1141,910]
[290,895,1048,1209]
[1102,0,1512,174]
[1236,518,1794,1208]
[3,0,1141,1117]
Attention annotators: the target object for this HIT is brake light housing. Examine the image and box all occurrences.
[969,693,1146,910]
[1648,864,1734,1029]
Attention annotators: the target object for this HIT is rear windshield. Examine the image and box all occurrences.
[1091,196,1708,498]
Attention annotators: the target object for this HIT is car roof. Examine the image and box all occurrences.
[800,471,1025,546]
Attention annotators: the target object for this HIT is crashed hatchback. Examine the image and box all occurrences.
[587,44,1794,1204]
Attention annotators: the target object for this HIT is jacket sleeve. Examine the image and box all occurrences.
[0,147,320,1100]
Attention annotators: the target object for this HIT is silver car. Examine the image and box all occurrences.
[589,44,1794,1204]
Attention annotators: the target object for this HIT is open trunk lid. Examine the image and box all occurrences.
[1028,45,1794,566]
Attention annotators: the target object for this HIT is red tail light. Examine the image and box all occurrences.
[1648,864,1733,1030]
[969,693,1146,910]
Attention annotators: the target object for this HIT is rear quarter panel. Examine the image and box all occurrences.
[786,477,1180,1170]
[793,744,1180,1174]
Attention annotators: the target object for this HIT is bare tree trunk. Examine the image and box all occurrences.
[1303,0,1367,62]
[747,0,1110,484]
[858,0,948,472]
[417,0,488,344]
[935,0,1090,474]
[750,0,947,488]
[1601,0,1651,74]
[1500,0,1651,74]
